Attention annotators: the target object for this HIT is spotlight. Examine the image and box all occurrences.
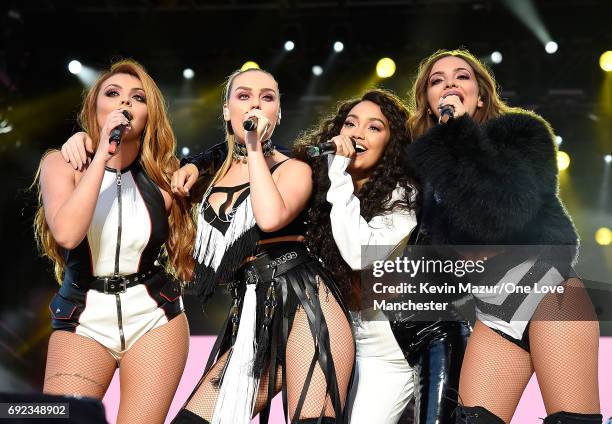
[599,51,612,72]
[181,146,190,156]
[284,41,295,52]
[183,68,195,80]
[333,41,344,53]
[68,60,82,75]
[594,227,612,246]
[604,154,612,163]
[557,151,570,171]
[545,41,558,54]
[312,65,323,76]
[555,135,563,145]
[241,61,260,71]
[491,51,503,64]
[0,119,13,134]
[376,58,396,78]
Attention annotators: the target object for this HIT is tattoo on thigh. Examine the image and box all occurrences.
[45,372,105,389]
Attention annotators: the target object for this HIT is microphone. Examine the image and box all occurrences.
[306,138,356,158]
[439,105,454,124]
[243,116,258,131]
[109,110,133,154]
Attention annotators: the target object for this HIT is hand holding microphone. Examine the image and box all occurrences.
[108,109,133,154]
[242,110,272,146]
[438,93,465,124]
[243,116,258,132]
[307,135,356,158]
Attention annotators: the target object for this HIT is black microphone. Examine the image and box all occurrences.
[439,105,454,124]
[243,116,258,131]
[306,138,357,158]
[109,110,133,154]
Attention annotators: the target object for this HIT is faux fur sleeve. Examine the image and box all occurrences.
[406,112,559,243]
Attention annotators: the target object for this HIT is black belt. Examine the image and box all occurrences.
[67,267,161,294]
[235,242,311,286]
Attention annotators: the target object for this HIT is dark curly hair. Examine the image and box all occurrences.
[293,89,419,302]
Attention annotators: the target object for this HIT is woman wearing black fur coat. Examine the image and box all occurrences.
[406,49,601,424]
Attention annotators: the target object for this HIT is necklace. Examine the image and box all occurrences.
[232,140,275,163]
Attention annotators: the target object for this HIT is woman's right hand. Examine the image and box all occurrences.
[171,164,199,197]
[96,109,132,163]
[329,135,356,160]
[60,132,94,171]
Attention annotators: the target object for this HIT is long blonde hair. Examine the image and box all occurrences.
[206,68,279,190]
[33,59,195,283]
[408,48,521,138]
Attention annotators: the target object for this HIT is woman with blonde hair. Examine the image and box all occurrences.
[169,67,354,424]
[407,48,601,424]
[34,59,194,423]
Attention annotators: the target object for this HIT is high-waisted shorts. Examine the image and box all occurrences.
[49,269,184,362]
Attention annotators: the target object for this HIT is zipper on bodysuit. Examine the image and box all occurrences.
[113,171,126,351]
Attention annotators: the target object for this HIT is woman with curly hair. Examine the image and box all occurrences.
[407,48,601,424]
[34,59,195,423]
[293,89,470,424]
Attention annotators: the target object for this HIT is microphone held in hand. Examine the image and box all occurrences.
[243,116,258,132]
[109,110,133,154]
[439,105,454,124]
[306,138,356,158]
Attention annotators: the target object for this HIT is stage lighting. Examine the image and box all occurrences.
[241,61,260,71]
[555,135,563,145]
[545,41,558,54]
[376,58,396,78]
[333,41,344,53]
[595,227,612,246]
[284,41,295,51]
[557,151,570,171]
[491,51,503,64]
[183,68,195,80]
[604,154,612,163]
[181,146,190,156]
[599,51,612,72]
[312,65,323,76]
[68,60,82,75]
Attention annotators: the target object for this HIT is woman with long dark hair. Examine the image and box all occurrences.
[294,89,470,424]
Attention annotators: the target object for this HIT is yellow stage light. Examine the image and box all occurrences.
[599,51,612,72]
[376,58,396,78]
[595,227,612,245]
[557,151,570,171]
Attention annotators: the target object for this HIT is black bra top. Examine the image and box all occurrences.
[202,159,306,238]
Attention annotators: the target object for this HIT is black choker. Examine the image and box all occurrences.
[232,139,275,163]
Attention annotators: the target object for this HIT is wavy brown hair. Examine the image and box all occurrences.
[294,89,419,299]
[408,48,521,138]
[33,59,195,282]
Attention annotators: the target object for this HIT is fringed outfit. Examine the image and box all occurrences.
[174,157,354,424]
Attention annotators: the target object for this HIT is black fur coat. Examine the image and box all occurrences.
[406,112,578,255]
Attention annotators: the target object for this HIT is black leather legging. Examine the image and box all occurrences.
[391,320,470,424]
